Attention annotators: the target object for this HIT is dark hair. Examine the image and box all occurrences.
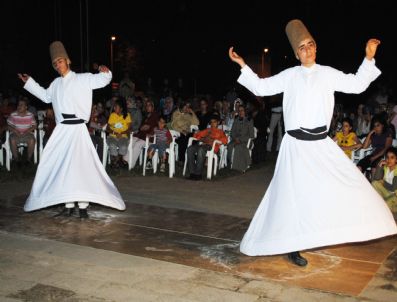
[159,115,167,122]
[178,100,191,111]
[18,98,29,106]
[114,97,128,119]
[371,115,387,133]
[386,147,397,158]
[341,117,352,127]
[210,114,220,121]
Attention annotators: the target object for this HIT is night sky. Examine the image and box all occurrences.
[1,0,395,99]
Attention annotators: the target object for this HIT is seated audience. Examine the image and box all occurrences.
[357,116,393,179]
[196,98,212,130]
[186,115,227,180]
[147,116,172,172]
[42,107,56,147]
[130,101,159,169]
[106,98,132,168]
[333,118,362,159]
[171,101,199,162]
[7,98,36,164]
[372,147,397,214]
[227,105,255,172]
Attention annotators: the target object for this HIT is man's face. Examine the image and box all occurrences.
[200,101,208,111]
[296,38,316,67]
[238,107,246,118]
[52,57,70,76]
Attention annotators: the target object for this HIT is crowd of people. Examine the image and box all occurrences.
[1,83,269,179]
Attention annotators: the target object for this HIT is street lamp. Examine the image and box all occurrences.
[110,35,116,72]
[261,48,269,76]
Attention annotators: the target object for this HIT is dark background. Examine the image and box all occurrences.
[1,0,395,100]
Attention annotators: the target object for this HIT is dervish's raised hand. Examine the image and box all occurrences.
[365,39,381,61]
[17,73,30,83]
[98,65,110,73]
[229,47,246,68]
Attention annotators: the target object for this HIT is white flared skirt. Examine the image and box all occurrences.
[24,123,125,212]
[240,133,397,256]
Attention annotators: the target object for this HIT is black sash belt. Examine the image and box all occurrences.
[287,125,327,141]
[61,113,85,125]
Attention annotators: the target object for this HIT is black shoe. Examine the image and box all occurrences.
[194,174,202,181]
[54,207,75,217]
[79,208,89,219]
[188,174,201,181]
[287,251,308,267]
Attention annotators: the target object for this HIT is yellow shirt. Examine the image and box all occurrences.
[335,131,357,158]
[108,112,132,138]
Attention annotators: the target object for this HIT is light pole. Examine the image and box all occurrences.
[110,35,116,72]
[261,48,269,76]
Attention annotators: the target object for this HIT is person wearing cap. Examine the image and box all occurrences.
[18,41,125,219]
[229,20,397,266]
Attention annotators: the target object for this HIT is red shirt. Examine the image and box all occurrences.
[193,127,228,153]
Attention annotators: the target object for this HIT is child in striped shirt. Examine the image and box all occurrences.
[7,98,36,163]
[147,116,171,172]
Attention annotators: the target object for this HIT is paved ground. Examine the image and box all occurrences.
[0,155,396,301]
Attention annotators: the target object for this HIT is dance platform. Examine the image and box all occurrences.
[0,199,396,297]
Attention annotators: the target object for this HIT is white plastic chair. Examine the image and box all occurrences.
[229,127,258,170]
[182,137,226,180]
[147,130,180,178]
[351,136,372,164]
[102,126,135,170]
[3,129,38,171]
[38,122,45,160]
[142,135,156,176]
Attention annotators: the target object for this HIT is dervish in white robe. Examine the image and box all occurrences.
[20,41,125,215]
[229,20,397,265]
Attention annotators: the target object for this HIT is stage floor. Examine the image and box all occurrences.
[1,199,396,297]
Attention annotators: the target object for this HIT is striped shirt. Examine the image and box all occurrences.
[7,111,36,134]
[154,127,171,145]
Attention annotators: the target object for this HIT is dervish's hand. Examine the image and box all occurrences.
[17,73,30,83]
[365,39,381,61]
[229,47,246,68]
[98,65,110,73]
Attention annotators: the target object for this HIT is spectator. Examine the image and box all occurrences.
[356,105,372,138]
[147,116,172,172]
[106,98,132,168]
[88,102,107,159]
[228,105,255,172]
[126,97,142,132]
[186,115,227,180]
[130,101,159,169]
[372,147,397,214]
[0,96,16,119]
[221,100,234,129]
[42,107,56,147]
[7,98,36,164]
[196,98,212,130]
[357,116,393,178]
[333,118,361,159]
[161,96,175,123]
[171,101,199,162]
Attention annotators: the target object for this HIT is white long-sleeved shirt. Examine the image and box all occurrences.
[238,58,381,131]
[24,70,112,124]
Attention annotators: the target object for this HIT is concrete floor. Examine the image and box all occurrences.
[0,157,396,301]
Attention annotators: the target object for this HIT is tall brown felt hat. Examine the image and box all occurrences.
[285,19,315,55]
[49,41,71,64]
